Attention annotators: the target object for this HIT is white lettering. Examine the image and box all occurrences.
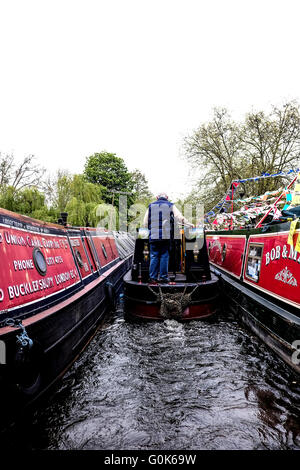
[7,278,54,300]
[4,232,26,246]
[270,248,275,261]
[13,259,34,271]
[0,288,4,301]
[282,245,288,258]
[289,245,298,261]
[275,245,281,259]
[265,252,270,266]
[8,286,14,299]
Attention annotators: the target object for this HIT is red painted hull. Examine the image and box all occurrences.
[123,270,220,322]
[206,224,300,374]
[0,207,134,427]
[124,300,218,321]
[207,228,300,309]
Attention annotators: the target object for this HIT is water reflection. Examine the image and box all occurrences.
[1,308,300,450]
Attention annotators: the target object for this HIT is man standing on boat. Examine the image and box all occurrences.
[143,192,193,283]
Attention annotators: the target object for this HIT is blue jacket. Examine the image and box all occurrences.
[148,197,174,241]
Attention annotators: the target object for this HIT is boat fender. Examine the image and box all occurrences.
[5,318,43,396]
[106,281,117,310]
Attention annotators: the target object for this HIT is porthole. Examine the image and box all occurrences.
[102,244,108,259]
[32,248,47,276]
[75,249,84,268]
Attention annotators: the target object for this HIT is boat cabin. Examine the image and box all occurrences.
[130,227,211,283]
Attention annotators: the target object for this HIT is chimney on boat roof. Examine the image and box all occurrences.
[58,212,68,226]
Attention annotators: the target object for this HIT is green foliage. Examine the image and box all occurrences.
[0,186,54,221]
[130,169,153,204]
[56,171,73,212]
[0,150,153,229]
[84,152,134,204]
[65,198,101,227]
[54,174,104,226]
[0,186,19,212]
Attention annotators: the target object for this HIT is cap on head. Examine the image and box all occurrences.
[156,192,168,200]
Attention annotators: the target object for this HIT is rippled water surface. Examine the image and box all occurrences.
[3,307,300,450]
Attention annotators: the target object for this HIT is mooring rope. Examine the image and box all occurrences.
[148,283,200,319]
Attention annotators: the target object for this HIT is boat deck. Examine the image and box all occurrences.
[123,270,219,287]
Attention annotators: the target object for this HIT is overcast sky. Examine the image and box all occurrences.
[0,0,300,201]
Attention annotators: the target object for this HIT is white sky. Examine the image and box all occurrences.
[0,0,300,201]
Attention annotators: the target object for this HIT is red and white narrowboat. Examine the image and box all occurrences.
[206,217,300,374]
[0,208,134,428]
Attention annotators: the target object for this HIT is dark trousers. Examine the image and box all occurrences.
[149,240,170,280]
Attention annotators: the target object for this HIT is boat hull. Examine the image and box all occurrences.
[207,224,300,374]
[0,207,135,428]
[123,271,220,321]
[0,256,132,428]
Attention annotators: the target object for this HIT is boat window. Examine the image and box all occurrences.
[32,248,47,276]
[102,244,108,259]
[75,249,84,267]
[245,243,263,282]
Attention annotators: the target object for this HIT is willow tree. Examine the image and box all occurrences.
[0,186,53,221]
[45,173,104,226]
[64,175,104,226]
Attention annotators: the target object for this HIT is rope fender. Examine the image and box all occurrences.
[148,284,199,319]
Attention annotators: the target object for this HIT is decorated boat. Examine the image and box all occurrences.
[123,226,220,321]
[205,170,300,374]
[0,207,134,427]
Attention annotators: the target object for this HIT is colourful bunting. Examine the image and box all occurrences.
[205,168,300,219]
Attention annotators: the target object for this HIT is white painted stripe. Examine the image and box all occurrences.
[248,232,291,238]
[0,222,67,237]
[0,279,82,314]
[206,234,246,239]
[243,278,300,309]
[209,261,241,279]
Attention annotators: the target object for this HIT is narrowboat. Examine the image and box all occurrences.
[123,227,220,321]
[206,208,300,374]
[0,208,134,428]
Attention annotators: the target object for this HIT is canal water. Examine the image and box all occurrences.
[2,306,300,450]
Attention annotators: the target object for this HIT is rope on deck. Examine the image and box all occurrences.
[148,284,199,320]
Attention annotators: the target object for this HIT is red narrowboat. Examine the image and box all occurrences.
[0,208,134,428]
[207,214,300,374]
